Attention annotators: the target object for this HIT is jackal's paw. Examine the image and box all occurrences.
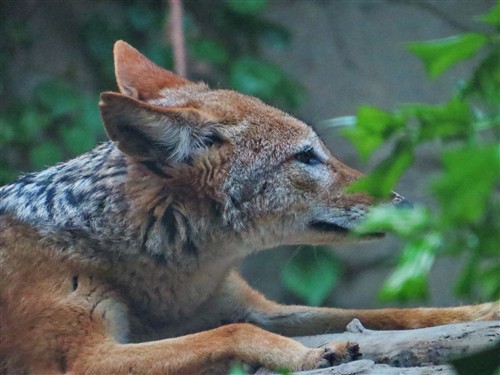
[303,342,361,370]
[471,301,500,321]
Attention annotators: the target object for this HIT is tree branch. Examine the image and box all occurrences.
[257,320,500,374]
[168,0,187,77]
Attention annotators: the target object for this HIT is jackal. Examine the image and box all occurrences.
[0,41,497,374]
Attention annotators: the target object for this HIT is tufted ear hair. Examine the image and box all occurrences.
[99,92,221,163]
[113,40,189,99]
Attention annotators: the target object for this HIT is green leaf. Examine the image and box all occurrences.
[81,95,105,137]
[348,141,414,199]
[59,125,96,155]
[30,142,63,170]
[379,233,440,301]
[401,97,472,141]
[190,39,229,66]
[479,1,500,27]
[230,58,282,102]
[19,108,51,143]
[479,263,500,299]
[407,33,488,78]
[228,363,247,375]
[475,202,500,255]
[432,145,498,224]
[261,22,291,50]
[82,16,127,84]
[225,0,268,15]
[464,50,500,105]
[281,248,341,306]
[35,80,82,117]
[126,3,157,31]
[144,44,174,70]
[454,252,479,297]
[0,164,17,185]
[0,113,16,145]
[355,205,430,238]
[343,106,405,160]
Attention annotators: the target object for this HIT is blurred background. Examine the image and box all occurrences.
[1,0,497,309]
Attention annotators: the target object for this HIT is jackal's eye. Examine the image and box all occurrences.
[295,147,321,165]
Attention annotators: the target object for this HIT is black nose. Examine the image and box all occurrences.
[392,192,413,209]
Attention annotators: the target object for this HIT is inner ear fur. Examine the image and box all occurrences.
[99,92,221,163]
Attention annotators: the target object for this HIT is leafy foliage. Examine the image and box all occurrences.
[228,362,248,375]
[225,0,268,16]
[480,0,500,27]
[0,0,304,185]
[343,106,406,161]
[406,33,487,79]
[186,0,305,110]
[281,248,341,306]
[0,77,103,182]
[340,2,500,302]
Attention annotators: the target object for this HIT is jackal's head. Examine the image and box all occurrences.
[99,41,408,251]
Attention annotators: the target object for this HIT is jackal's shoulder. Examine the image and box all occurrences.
[0,142,128,231]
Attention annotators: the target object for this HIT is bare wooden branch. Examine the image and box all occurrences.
[257,320,500,375]
[168,0,187,77]
[296,360,454,375]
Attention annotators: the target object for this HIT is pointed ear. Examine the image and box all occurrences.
[113,40,189,99]
[99,92,222,163]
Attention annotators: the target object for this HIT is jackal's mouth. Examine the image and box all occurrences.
[308,220,385,239]
[309,220,350,234]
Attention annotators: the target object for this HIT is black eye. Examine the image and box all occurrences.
[295,148,321,165]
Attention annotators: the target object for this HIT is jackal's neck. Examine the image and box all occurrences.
[0,142,240,267]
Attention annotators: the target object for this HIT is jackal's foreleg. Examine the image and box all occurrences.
[218,272,499,335]
[70,323,360,374]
